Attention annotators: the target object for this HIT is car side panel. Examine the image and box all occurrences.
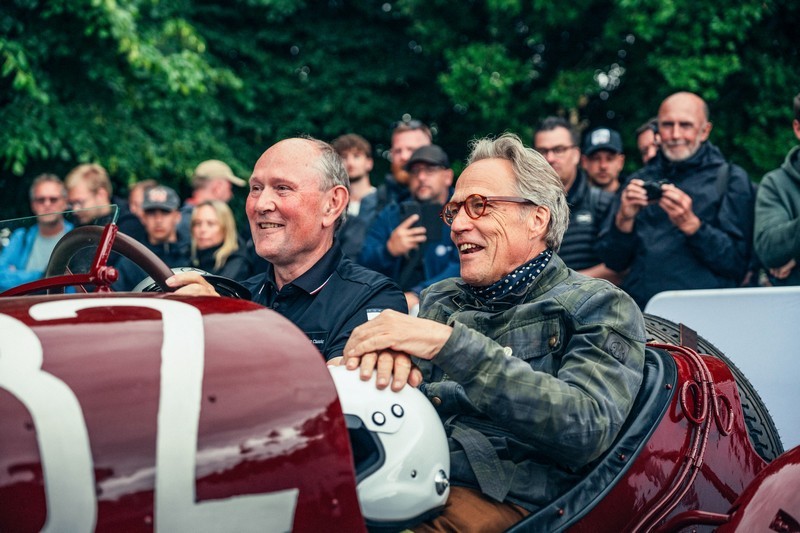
[0,293,365,532]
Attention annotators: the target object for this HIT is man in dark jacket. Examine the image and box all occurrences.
[598,91,755,308]
[114,185,191,291]
[581,127,626,193]
[344,133,645,531]
[360,145,459,311]
[168,137,407,362]
[753,91,800,285]
[534,117,619,284]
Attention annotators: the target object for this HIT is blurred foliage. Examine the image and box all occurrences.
[2,0,799,220]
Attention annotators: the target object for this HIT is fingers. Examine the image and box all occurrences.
[355,351,377,379]
[388,224,427,256]
[166,272,205,288]
[408,366,423,388]
[388,354,413,391]
[375,351,396,389]
[361,351,420,391]
[166,273,219,296]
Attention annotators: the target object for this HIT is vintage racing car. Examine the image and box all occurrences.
[0,211,797,532]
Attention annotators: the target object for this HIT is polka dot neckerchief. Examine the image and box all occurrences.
[469,249,553,306]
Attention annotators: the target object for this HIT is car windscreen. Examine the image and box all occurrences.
[0,205,120,283]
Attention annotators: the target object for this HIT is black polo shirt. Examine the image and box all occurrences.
[242,242,406,361]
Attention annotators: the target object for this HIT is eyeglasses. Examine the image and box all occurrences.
[440,194,537,226]
[33,196,64,205]
[535,145,576,157]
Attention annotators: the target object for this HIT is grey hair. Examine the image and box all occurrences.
[30,173,67,200]
[302,136,351,229]
[467,133,569,250]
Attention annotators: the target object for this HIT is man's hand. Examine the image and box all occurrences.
[659,184,701,235]
[386,214,427,257]
[616,179,649,232]
[166,272,221,296]
[343,310,452,390]
[770,258,796,280]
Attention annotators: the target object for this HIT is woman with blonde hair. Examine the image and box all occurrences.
[190,200,252,280]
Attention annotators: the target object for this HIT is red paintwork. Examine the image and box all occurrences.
[570,344,768,532]
[717,446,800,532]
[0,293,365,532]
[0,222,797,532]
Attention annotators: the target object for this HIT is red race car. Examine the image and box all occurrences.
[0,211,797,532]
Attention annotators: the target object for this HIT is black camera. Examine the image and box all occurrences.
[642,180,669,201]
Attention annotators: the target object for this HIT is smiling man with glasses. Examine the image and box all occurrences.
[343,133,645,532]
[598,92,756,308]
[534,117,621,284]
[0,174,73,291]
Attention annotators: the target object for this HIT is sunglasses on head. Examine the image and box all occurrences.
[390,118,425,131]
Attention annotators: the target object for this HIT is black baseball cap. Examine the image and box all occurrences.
[142,185,180,212]
[404,145,450,171]
[583,128,624,156]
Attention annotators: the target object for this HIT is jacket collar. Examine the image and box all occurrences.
[566,168,590,208]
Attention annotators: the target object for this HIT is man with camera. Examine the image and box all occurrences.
[598,91,755,308]
[359,144,459,311]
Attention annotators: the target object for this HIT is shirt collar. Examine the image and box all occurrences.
[263,241,342,295]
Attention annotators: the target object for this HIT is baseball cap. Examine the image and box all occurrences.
[192,159,246,187]
[142,185,180,212]
[583,128,624,156]
[404,145,450,171]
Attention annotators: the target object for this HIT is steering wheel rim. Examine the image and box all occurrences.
[45,226,174,294]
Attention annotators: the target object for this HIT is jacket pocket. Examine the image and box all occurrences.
[493,316,563,374]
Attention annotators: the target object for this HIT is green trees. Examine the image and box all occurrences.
[2,0,798,219]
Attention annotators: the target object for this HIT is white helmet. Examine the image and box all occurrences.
[328,366,450,530]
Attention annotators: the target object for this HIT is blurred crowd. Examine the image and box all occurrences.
[2,89,799,307]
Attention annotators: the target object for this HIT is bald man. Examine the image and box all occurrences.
[169,137,406,362]
[598,92,755,308]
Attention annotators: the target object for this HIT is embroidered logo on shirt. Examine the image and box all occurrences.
[604,333,629,362]
[306,331,327,351]
[366,308,383,321]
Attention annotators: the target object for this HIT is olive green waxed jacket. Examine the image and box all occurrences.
[416,253,645,512]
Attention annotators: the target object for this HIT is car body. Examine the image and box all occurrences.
[0,213,797,531]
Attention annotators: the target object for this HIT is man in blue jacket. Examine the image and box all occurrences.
[598,92,755,308]
[360,144,460,311]
[1,174,73,291]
